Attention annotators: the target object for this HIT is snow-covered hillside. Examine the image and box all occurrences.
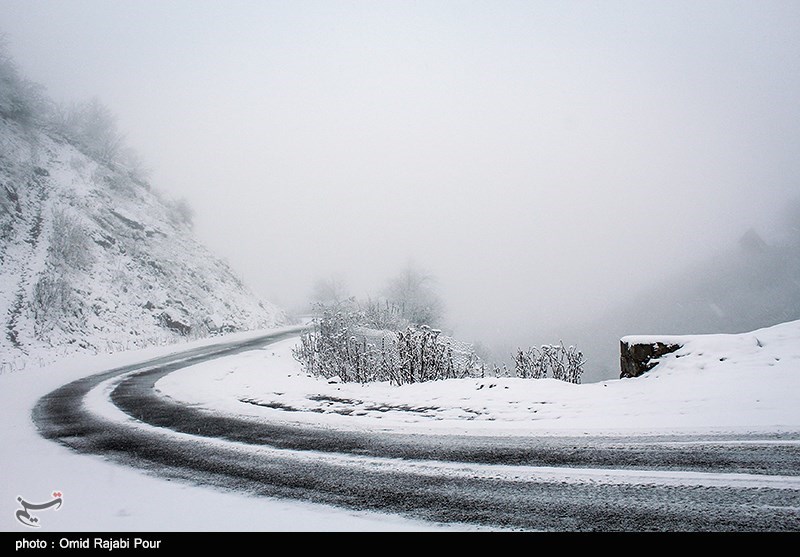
[0,116,285,369]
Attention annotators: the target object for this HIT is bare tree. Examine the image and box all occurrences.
[0,36,47,124]
[311,275,350,308]
[383,262,444,327]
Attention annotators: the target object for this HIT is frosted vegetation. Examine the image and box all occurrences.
[295,268,584,386]
[293,307,482,385]
[512,343,584,383]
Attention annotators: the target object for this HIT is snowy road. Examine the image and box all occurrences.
[32,331,800,531]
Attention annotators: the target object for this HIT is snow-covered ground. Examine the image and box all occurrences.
[3,320,799,531]
[158,321,800,437]
[1,328,456,532]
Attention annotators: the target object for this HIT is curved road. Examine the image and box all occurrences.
[33,329,800,531]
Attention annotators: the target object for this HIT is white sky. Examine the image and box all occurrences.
[2,0,799,356]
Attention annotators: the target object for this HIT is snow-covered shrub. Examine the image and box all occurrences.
[514,343,584,384]
[292,308,380,383]
[164,196,194,228]
[31,274,74,338]
[292,306,481,386]
[29,209,94,339]
[50,98,123,165]
[358,298,411,331]
[49,208,93,271]
[393,325,479,384]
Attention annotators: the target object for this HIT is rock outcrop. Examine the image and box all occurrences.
[619,338,681,378]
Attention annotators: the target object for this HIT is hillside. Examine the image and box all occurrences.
[0,115,285,369]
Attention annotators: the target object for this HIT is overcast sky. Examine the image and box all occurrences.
[2,0,799,361]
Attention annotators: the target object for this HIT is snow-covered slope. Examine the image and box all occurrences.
[0,116,285,368]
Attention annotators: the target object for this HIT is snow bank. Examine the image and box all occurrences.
[157,320,800,437]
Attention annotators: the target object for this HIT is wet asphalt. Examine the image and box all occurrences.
[31,330,800,531]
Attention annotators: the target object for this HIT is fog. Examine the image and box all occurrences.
[3,1,799,379]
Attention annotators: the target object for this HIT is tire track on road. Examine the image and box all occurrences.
[32,330,800,531]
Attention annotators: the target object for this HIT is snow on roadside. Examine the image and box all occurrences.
[0,328,461,532]
[89,371,800,493]
[3,320,799,532]
[157,321,800,437]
